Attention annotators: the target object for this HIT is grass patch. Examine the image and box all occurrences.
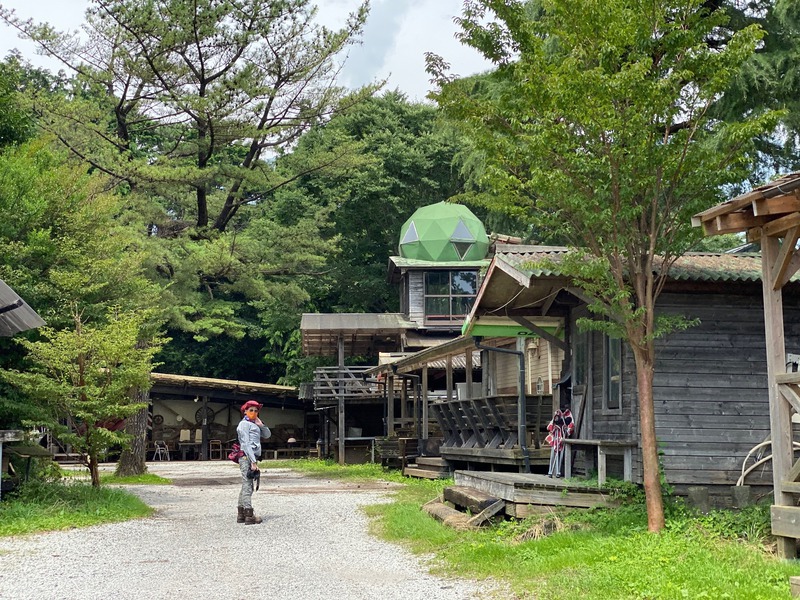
[260,458,409,484]
[0,480,153,537]
[60,468,171,485]
[283,461,800,599]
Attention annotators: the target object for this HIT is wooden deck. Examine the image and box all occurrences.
[454,470,620,517]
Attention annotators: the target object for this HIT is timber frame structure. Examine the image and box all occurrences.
[693,171,800,558]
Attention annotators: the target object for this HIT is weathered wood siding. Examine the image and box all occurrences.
[647,292,800,487]
[407,271,426,327]
[526,338,565,397]
[587,331,641,482]
[495,342,520,395]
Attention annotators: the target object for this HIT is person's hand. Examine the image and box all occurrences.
[255,417,263,426]
[250,462,259,471]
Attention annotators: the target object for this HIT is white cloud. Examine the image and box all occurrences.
[0,0,491,101]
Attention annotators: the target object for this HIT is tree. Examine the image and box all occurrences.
[429,0,777,531]
[0,0,373,366]
[3,308,164,487]
[276,91,471,314]
[0,138,165,477]
[0,0,369,231]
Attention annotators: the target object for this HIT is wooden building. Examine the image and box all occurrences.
[692,171,800,557]
[300,203,499,464]
[147,372,301,460]
[459,244,800,498]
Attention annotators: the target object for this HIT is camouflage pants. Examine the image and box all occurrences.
[238,456,254,509]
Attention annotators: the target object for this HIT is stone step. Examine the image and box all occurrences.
[403,466,450,479]
[443,485,501,514]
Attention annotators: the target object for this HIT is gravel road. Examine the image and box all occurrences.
[0,462,501,600]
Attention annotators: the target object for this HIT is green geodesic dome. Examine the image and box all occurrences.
[398,202,489,261]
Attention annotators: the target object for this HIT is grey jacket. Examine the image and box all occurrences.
[236,418,271,463]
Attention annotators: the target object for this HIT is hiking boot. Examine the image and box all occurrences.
[244,507,262,525]
[237,506,245,524]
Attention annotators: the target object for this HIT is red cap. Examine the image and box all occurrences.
[240,400,263,414]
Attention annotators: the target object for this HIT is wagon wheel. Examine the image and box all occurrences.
[195,406,216,425]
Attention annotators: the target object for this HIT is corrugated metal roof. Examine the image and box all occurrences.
[494,245,779,284]
[0,280,45,337]
[378,351,481,370]
[300,313,415,332]
[300,313,416,357]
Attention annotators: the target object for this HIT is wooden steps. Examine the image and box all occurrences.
[403,456,451,479]
[423,485,506,529]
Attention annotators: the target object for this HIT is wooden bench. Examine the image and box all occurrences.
[563,439,637,485]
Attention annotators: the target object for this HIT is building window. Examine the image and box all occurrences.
[604,336,622,412]
[573,328,589,390]
[424,270,478,324]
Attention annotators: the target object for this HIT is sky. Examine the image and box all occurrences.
[0,0,493,102]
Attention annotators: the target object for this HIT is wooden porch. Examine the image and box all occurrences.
[454,469,620,518]
[431,393,552,470]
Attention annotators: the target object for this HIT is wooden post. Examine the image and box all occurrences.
[446,355,453,402]
[465,348,473,400]
[200,395,209,460]
[338,336,346,465]
[422,366,429,442]
[762,234,796,558]
[387,375,395,436]
[400,377,408,430]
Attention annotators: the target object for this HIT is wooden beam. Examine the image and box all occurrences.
[763,212,800,239]
[692,191,763,227]
[784,458,800,485]
[753,192,800,216]
[712,212,769,235]
[510,315,567,351]
[540,287,557,316]
[771,229,800,290]
[772,505,800,539]
[779,384,800,415]
[762,235,796,558]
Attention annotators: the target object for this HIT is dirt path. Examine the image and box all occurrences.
[0,462,499,600]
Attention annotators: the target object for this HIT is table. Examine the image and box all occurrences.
[563,439,637,485]
[6,445,54,481]
[179,442,200,460]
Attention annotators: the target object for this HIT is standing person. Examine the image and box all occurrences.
[236,400,271,525]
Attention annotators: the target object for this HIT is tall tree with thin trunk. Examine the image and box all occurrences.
[428,0,777,531]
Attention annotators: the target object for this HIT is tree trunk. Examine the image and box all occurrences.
[89,451,100,488]
[116,389,149,477]
[633,350,665,532]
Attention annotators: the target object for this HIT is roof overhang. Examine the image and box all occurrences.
[300,313,415,357]
[0,280,45,337]
[692,171,800,239]
[387,256,489,284]
[149,372,300,408]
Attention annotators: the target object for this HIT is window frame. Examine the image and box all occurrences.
[423,269,478,325]
[602,335,622,414]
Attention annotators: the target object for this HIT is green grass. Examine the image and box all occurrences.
[279,461,800,599]
[60,469,171,485]
[260,458,410,484]
[0,480,153,536]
